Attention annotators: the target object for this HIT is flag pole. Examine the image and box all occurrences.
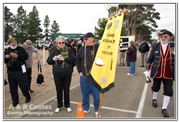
[96,93,104,118]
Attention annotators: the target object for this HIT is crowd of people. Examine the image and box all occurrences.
[4,29,175,118]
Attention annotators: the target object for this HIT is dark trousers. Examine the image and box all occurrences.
[53,73,72,108]
[7,71,31,104]
[151,78,173,96]
[26,67,32,90]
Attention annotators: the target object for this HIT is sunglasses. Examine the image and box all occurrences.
[160,35,169,39]
[58,42,65,44]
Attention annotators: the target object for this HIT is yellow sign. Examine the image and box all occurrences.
[91,12,125,93]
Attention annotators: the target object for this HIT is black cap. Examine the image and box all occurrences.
[159,29,173,36]
[83,32,94,39]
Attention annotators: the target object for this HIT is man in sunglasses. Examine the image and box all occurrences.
[76,32,101,117]
[144,29,175,117]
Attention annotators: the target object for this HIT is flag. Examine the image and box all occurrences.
[91,10,127,93]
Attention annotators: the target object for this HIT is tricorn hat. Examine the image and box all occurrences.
[159,29,173,36]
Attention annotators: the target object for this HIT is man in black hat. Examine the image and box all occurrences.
[144,29,175,117]
[76,32,101,117]
[4,37,31,107]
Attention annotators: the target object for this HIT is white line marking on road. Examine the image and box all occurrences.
[70,101,137,114]
[135,83,149,118]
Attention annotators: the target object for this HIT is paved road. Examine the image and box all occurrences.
[4,51,176,120]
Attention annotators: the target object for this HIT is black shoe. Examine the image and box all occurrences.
[140,65,144,67]
[25,98,31,103]
[30,89,34,93]
[162,109,169,117]
[13,102,19,107]
[152,99,158,108]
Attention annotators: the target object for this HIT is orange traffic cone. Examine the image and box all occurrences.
[76,102,85,118]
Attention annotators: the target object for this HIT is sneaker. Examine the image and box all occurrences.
[127,73,134,76]
[161,109,169,117]
[95,112,101,117]
[152,99,158,108]
[55,107,61,113]
[127,73,131,75]
[66,107,72,112]
[84,109,90,114]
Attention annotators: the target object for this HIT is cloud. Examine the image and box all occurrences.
[154,4,175,34]
[3,3,176,39]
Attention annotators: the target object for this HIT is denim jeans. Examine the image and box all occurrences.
[129,62,136,74]
[80,75,100,112]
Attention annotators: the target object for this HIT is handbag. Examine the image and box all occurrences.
[36,61,44,84]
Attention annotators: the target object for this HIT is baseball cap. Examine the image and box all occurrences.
[83,32,94,39]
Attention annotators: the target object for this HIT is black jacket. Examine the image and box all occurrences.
[146,42,175,80]
[139,42,150,53]
[76,44,99,75]
[46,47,75,75]
[4,46,28,71]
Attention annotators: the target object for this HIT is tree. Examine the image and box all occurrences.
[107,4,160,42]
[4,6,14,42]
[94,5,127,39]
[94,18,107,39]
[50,20,60,34]
[43,15,51,41]
[120,4,160,41]
[14,6,28,44]
[135,24,151,41]
[26,5,43,43]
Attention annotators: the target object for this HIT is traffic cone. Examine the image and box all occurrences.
[76,102,85,118]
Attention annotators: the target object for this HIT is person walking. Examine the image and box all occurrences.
[4,37,31,107]
[22,40,40,93]
[46,36,75,113]
[144,29,175,117]
[139,39,150,67]
[76,32,101,117]
[126,40,137,76]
